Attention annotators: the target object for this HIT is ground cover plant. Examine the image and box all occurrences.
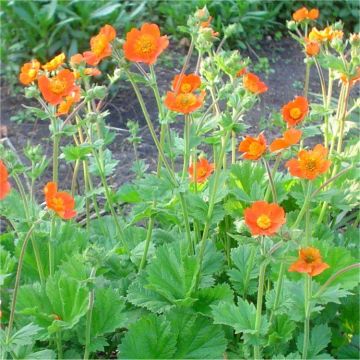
[0,4,359,360]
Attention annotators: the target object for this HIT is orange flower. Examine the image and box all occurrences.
[270,128,302,152]
[19,59,41,86]
[340,66,360,87]
[200,16,213,28]
[0,160,11,200]
[292,7,319,22]
[236,67,247,77]
[286,144,331,180]
[243,72,268,94]
[289,247,329,276]
[188,158,214,183]
[70,53,85,66]
[38,69,76,105]
[164,73,205,114]
[42,53,66,72]
[164,91,205,114]
[84,68,101,77]
[309,26,343,42]
[238,133,267,160]
[44,182,77,220]
[282,96,309,127]
[172,73,201,94]
[56,86,81,116]
[123,23,169,65]
[305,39,320,57]
[244,201,286,236]
[83,24,116,66]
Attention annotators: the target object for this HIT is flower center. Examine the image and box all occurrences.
[181,83,192,93]
[290,107,302,119]
[135,35,156,56]
[305,255,314,263]
[50,196,64,211]
[92,35,108,56]
[50,78,67,94]
[304,157,317,172]
[177,93,197,107]
[28,69,37,78]
[256,214,271,229]
[198,167,207,177]
[248,142,261,155]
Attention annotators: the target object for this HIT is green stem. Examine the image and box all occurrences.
[231,131,236,164]
[262,158,277,203]
[125,69,176,185]
[182,116,191,181]
[52,132,60,184]
[49,216,56,277]
[269,262,285,324]
[302,275,312,360]
[6,221,39,341]
[84,268,96,360]
[254,256,269,359]
[139,217,155,272]
[264,154,282,202]
[71,159,80,196]
[179,193,194,254]
[292,182,312,229]
[193,131,230,291]
[57,330,63,359]
[304,60,311,99]
[243,246,256,298]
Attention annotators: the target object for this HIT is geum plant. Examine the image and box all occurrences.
[0,5,359,360]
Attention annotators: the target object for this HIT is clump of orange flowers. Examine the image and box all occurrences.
[309,26,343,42]
[123,23,169,65]
[286,144,331,180]
[305,38,320,57]
[164,73,205,114]
[38,69,78,106]
[83,24,116,66]
[19,59,41,85]
[44,182,77,220]
[244,201,286,236]
[0,160,11,200]
[270,128,302,152]
[42,53,66,72]
[282,96,309,127]
[289,247,329,276]
[188,157,214,183]
[238,133,267,160]
[292,7,319,22]
[243,73,268,94]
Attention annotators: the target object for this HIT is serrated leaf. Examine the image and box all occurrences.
[91,287,127,338]
[228,245,259,296]
[126,273,173,313]
[211,298,268,337]
[297,324,332,358]
[119,314,177,359]
[267,315,296,347]
[145,240,199,302]
[7,323,42,347]
[45,273,89,332]
[167,310,227,359]
[193,284,234,316]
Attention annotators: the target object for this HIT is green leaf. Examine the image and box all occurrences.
[212,298,268,342]
[119,314,177,359]
[228,245,259,296]
[45,273,89,332]
[61,143,92,162]
[267,315,296,347]
[91,3,122,18]
[167,310,227,359]
[297,324,331,358]
[145,240,199,302]
[115,184,141,203]
[193,284,234,316]
[7,323,42,347]
[313,284,352,305]
[126,273,173,313]
[90,287,127,338]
